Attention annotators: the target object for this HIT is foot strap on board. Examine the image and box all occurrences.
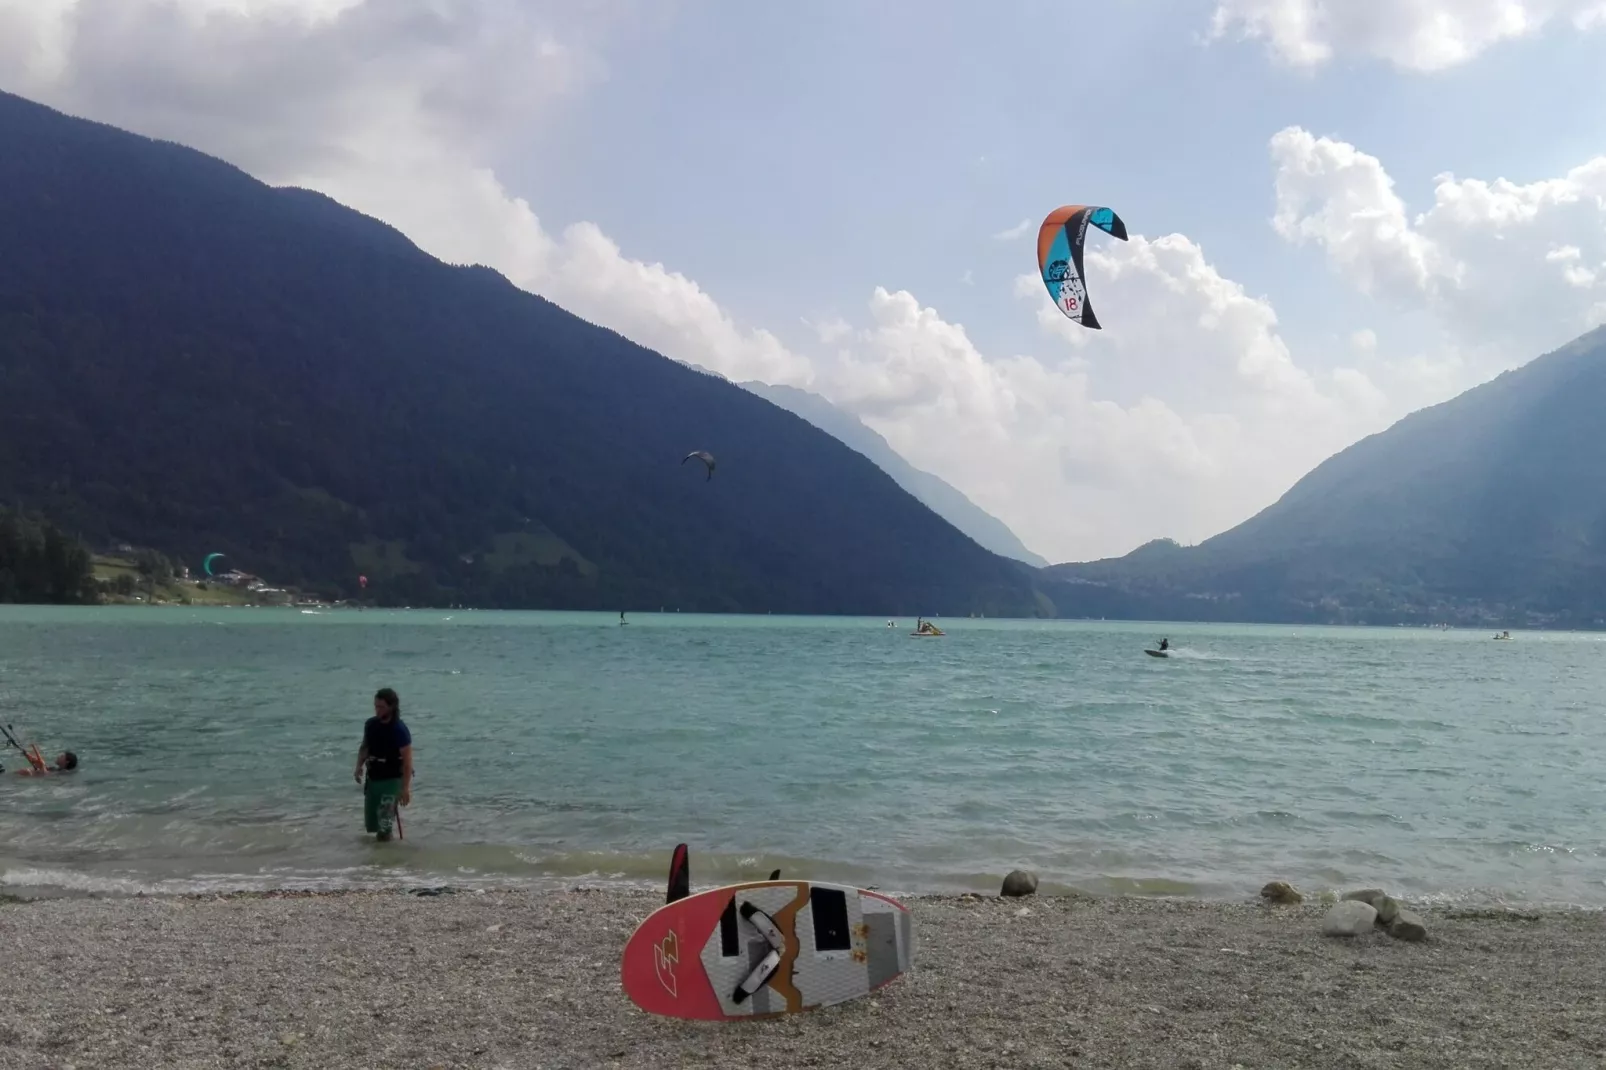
[730,900,786,1005]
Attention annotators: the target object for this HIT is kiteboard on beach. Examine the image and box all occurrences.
[623,849,913,1020]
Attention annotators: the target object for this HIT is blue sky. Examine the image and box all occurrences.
[5,0,1606,562]
[520,2,1606,359]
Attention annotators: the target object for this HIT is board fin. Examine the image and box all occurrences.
[768,868,781,881]
[666,843,690,904]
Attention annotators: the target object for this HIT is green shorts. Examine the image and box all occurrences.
[364,777,402,837]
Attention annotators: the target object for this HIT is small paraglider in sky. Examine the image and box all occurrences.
[682,450,716,481]
[203,552,225,577]
[1036,204,1128,329]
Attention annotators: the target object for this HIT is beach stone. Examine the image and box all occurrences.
[1373,895,1401,926]
[1343,888,1386,908]
[1322,900,1377,936]
[1260,880,1302,905]
[1001,870,1038,897]
[1388,909,1428,942]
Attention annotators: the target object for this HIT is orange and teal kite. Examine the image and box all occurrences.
[1036,205,1128,329]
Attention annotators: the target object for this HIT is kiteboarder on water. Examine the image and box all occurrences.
[1157,638,1169,651]
[1,723,76,775]
[354,688,411,842]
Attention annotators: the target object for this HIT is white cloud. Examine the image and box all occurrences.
[1270,125,1606,356]
[1,0,616,176]
[1210,0,1606,70]
[793,233,1399,561]
[807,317,853,346]
[993,219,1032,241]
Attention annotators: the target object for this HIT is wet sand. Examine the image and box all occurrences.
[1,887,1602,1069]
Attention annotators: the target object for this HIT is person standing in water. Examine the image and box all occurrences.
[354,687,411,842]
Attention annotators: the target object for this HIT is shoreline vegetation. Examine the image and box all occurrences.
[1,885,1601,1068]
[0,508,348,609]
[0,506,1590,628]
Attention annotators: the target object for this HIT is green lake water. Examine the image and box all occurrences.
[1,607,1601,906]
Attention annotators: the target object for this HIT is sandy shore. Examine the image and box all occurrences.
[1,887,1603,1070]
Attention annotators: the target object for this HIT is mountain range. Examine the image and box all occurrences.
[0,89,1050,616]
[738,381,1048,567]
[1048,327,1606,627]
[6,87,1606,626]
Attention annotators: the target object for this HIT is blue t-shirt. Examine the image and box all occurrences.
[363,715,411,781]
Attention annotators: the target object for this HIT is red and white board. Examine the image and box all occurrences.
[621,879,913,1020]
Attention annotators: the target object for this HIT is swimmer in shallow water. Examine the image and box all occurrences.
[2,734,76,776]
[10,750,77,775]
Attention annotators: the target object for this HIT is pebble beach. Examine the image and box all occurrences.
[2,887,1602,1070]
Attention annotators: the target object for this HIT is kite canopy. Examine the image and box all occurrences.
[682,450,716,481]
[202,552,225,577]
[1036,205,1128,330]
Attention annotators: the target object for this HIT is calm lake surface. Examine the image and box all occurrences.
[1,606,1602,906]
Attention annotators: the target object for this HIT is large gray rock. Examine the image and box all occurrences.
[1322,900,1377,936]
[1343,888,1387,908]
[1373,895,1401,926]
[1260,880,1302,905]
[1388,909,1428,942]
[1001,870,1038,897]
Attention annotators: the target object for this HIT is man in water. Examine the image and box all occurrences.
[1158,638,1169,651]
[354,688,411,842]
[5,750,76,775]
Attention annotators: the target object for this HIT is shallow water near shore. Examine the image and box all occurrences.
[1,605,1603,906]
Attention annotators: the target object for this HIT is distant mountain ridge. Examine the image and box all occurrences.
[8,86,1602,627]
[739,381,1049,567]
[0,89,1054,616]
[1046,327,1606,627]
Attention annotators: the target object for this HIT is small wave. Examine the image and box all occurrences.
[1321,809,1414,827]
[1068,874,1213,897]
[1,866,165,896]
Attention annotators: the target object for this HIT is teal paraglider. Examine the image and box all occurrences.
[203,553,225,577]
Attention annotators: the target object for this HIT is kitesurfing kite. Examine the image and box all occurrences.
[203,552,225,577]
[682,451,716,481]
[1036,205,1128,330]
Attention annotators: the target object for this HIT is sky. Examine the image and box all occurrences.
[4,0,1606,564]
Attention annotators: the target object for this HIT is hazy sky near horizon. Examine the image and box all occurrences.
[5,0,1606,563]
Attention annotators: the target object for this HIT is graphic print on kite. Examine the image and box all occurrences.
[1036,204,1128,330]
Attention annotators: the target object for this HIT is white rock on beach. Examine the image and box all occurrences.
[1322,900,1377,936]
